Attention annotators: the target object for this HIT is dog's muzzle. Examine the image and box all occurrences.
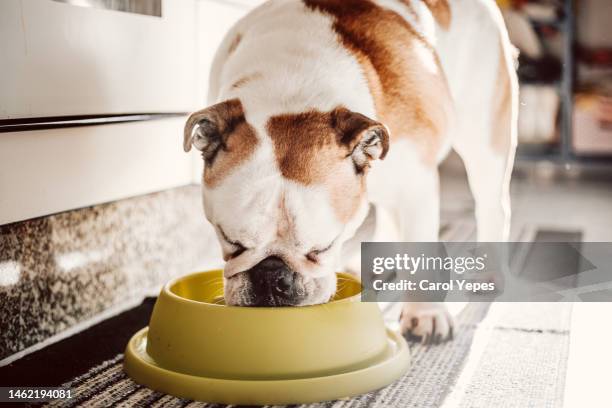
[245,256,303,306]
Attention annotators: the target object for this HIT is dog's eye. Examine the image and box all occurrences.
[306,242,333,263]
[227,242,247,259]
[218,226,248,259]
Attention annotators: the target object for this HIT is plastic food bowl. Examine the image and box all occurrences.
[124,270,410,405]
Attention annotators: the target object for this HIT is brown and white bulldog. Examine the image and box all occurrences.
[184,0,517,343]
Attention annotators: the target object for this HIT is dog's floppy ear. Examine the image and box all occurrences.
[183,99,245,162]
[332,107,390,172]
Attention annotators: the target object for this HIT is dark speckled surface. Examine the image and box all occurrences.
[0,185,221,361]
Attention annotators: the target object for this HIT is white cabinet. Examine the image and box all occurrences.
[0,118,194,224]
[0,0,199,119]
[0,0,263,225]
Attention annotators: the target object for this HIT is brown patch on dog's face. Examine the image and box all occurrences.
[423,0,451,30]
[266,107,388,222]
[303,0,453,165]
[184,99,259,188]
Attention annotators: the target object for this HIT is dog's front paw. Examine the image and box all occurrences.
[400,302,454,345]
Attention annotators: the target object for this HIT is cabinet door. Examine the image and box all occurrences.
[0,0,199,119]
[0,118,194,224]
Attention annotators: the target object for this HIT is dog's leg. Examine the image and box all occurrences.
[400,301,454,344]
[396,160,454,343]
[449,29,517,294]
[341,186,453,343]
[440,1,518,242]
[458,146,514,242]
[369,142,454,343]
[348,140,455,343]
[452,44,517,243]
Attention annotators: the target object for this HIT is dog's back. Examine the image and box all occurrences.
[209,0,452,159]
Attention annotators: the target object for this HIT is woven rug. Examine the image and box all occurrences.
[42,301,571,408]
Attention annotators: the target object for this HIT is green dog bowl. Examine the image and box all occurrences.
[124,270,410,405]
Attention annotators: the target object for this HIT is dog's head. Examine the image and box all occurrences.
[184,98,389,306]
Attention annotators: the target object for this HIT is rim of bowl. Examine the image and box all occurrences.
[162,270,363,309]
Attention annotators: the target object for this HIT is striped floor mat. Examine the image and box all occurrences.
[42,222,574,407]
[43,301,571,408]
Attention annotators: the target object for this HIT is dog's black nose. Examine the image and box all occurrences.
[246,256,297,305]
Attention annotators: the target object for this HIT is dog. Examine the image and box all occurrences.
[184,0,517,343]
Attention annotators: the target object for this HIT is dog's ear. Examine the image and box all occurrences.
[332,107,390,172]
[183,99,245,162]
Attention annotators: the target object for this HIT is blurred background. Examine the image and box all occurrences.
[501,0,612,163]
